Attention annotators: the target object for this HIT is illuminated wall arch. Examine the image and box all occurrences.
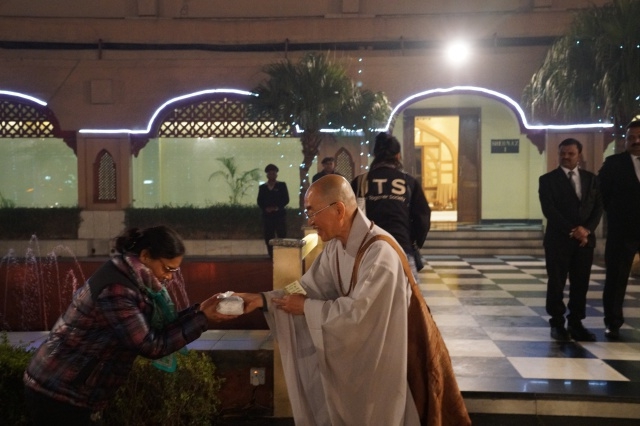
[121,90,291,156]
[124,90,300,208]
[0,91,78,207]
[385,86,613,154]
[0,91,76,153]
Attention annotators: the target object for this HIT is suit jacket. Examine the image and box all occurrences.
[539,167,603,248]
[598,152,640,238]
[257,181,289,218]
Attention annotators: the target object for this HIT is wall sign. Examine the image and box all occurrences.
[491,139,519,153]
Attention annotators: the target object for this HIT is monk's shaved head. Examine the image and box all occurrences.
[307,174,357,213]
[304,174,358,244]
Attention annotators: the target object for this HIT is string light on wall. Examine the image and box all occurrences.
[0,90,47,106]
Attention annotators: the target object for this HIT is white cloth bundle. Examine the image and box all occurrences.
[216,291,244,315]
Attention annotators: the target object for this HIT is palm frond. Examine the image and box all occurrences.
[522,0,640,136]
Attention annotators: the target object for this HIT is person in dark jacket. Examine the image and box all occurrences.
[23,226,233,425]
[257,163,290,259]
[312,156,340,182]
[598,120,640,339]
[351,132,431,281]
[539,138,602,342]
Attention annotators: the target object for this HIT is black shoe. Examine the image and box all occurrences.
[550,326,571,341]
[567,324,596,342]
[605,327,620,340]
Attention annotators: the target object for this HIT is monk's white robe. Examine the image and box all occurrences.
[264,210,420,426]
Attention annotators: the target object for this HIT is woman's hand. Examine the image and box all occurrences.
[199,294,239,326]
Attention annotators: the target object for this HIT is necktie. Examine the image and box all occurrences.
[568,171,580,199]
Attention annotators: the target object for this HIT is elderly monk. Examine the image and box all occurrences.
[238,175,469,426]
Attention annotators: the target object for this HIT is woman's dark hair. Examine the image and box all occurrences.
[114,226,185,259]
[371,132,402,168]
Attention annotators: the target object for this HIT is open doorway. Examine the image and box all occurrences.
[414,116,459,222]
[403,108,480,223]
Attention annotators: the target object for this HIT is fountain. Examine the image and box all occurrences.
[0,235,191,331]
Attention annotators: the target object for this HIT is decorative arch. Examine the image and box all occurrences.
[0,92,77,153]
[385,86,614,154]
[94,149,117,203]
[129,90,291,156]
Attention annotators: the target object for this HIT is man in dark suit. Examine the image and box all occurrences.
[598,120,640,339]
[539,138,603,341]
[257,164,289,259]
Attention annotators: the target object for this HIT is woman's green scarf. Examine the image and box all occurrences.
[117,254,187,372]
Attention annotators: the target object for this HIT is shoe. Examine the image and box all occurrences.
[605,327,620,340]
[567,323,596,342]
[550,326,571,341]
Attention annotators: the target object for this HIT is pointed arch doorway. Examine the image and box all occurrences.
[403,108,480,223]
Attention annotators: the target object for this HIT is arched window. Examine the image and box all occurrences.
[335,147,355,181]
[94,150,117,203]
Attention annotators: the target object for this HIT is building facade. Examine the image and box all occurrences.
[0,0,614,229]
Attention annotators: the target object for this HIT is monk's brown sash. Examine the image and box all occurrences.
[351,235,471,426]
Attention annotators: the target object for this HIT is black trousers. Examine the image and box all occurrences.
[262,214,287,259]
[603,233,640,329]
[24,387,100,426]
[544,240,593,327]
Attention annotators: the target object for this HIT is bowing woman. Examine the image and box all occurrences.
[23,225,234,425]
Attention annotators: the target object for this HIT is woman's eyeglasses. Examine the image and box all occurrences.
[160,259,180,273]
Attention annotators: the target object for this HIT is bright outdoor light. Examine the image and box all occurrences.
[445,41,471,65]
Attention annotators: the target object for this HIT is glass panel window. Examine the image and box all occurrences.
[132,136,303,208]
[0,137,77,207]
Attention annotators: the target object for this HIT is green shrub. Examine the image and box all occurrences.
[0,332,33,425]
[0,334,223,426]
[125,204,305,240]
[105,351,224,426]
[0,207,81,239]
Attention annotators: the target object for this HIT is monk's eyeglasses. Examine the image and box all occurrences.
[304,202,337,220]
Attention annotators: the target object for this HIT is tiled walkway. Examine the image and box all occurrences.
[421,255,640,419]
[6,255,640,420]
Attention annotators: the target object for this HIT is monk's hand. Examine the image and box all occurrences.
[272,294,306,315]
[234,293,263,314]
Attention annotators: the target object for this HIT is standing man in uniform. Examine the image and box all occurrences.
[598,120,640,339]
[539,138,602,341]
[257,164,289,259]
[312,156,340,182]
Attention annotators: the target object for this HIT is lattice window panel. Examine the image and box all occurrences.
[95,150,117,202]
[158,98,290,138]
[0,100,55,138]
[335,148,355,182]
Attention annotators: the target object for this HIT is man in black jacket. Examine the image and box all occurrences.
[539,138,603,341]
[351,133,431,282]
[598,120,640,339]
